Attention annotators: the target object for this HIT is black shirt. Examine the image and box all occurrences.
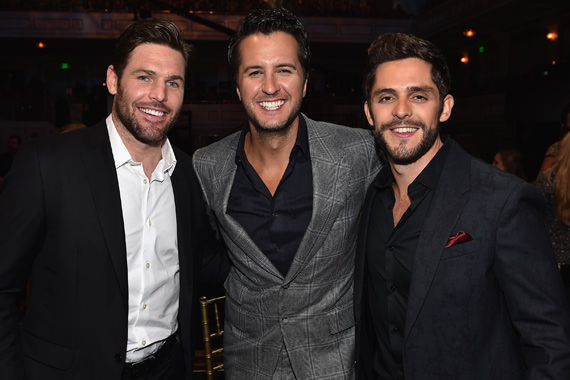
[227,118,313,277]
[365,137,451,379]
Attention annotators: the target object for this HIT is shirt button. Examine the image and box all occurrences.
[142,340,146,346]
[142,304,147,310]
[146,262,150,269]
[275,246,280,252]
[143,179,148,184]
[392,327,399,333]
[272,213,278,218]
[390,285,396,292]
[388,246,394,251]
[114,354,123,363]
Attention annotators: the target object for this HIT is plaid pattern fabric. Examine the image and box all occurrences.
[193,114,382,379]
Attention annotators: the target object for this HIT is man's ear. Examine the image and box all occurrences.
[439,94,454,122]
[235,85,242,102]
[364,101,374,127]
[106,65,118,95]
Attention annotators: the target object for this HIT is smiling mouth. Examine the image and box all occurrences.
[259,100,285,110]
[140,108,165,117]
[392,127,418,133]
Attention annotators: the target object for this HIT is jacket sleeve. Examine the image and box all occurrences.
[494,181,570,379]
[0,142,46,380]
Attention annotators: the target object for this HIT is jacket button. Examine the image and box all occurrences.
[114,354,123,363]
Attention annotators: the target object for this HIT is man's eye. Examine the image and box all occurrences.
[138,76,149,81]
[167,81,180,88]
[379,96,393,103]
[248,71,261,77]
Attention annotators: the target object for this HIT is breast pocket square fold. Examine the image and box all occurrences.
[445,230,473,248]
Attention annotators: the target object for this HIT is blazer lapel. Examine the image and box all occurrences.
[208,135,283,279]
[404,140,470,340]
[81,122,129,307]
[285,117,349,282]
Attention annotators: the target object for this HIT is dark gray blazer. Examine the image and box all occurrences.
[0,120,215,380]
[355,138,570,380]
[193,114,381,379]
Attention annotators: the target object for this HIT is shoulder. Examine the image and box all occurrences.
[193,131,240,163]
[303,114,376,156]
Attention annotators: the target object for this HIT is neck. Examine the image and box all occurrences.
[245,121,298,165]
[389,136,443,197]
[113,116,164,179]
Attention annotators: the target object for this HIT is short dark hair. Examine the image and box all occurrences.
[227,8,311,83]
[112,18,192,80]
[363,33,451,112]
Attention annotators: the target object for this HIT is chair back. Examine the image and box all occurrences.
[200,295,225,380]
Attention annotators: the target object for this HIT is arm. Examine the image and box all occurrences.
[0,143,46,380]
[494,182,570,378]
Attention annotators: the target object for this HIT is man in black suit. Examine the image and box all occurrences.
[0,18,225,380]
[355,33,570,380]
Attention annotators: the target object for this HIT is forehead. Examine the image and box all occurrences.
[238,32,300,66]
[373,57,436,91]
[125,43,185,74]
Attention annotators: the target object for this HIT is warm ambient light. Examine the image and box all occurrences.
[460,56,469,63]
[463,29,476,37]
[37,42,45,48]
[547,32,558,40]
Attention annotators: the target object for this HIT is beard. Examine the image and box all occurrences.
[374,118,440,165]
[244,99,303,141]
[114,85,180,146]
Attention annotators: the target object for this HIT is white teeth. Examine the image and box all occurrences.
[140,108,164,117]
[259,100,285,110]
[392,127,417,133]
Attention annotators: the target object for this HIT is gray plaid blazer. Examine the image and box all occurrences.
[193,114,381,379]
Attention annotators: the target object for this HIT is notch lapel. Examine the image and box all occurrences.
[284,119,349,282]
[404,141,471,340]
[81,123,128,307]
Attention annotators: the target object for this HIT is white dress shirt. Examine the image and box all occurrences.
[106,116,179,363]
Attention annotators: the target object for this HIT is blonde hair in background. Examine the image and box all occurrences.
[548,132,570,225]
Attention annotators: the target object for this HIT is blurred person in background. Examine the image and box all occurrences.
[536,132,570,305]
[492,147,527,181]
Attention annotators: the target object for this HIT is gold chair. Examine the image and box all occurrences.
[200,295,225,380]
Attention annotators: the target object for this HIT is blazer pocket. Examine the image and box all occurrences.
[328,305,355,335]
[22,330,74,370]
[442,238,481,260]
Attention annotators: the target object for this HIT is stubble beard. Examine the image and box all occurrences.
[245,100,303,143]
[114,85,180,147]
[374,119,440,165]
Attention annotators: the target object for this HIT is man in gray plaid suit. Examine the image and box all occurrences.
[192,8,381,380]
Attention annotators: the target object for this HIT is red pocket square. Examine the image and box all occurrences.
[445,231,473,248]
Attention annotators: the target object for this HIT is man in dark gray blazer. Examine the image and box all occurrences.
[193,8,381,380]
[355,32,570,380]
[0,18,225,380]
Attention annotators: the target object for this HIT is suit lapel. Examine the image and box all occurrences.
[81,122,129,307]
[209,135,284,278]
[404,141,470,340]
[285,116,349,282]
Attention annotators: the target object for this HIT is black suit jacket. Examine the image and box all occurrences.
[0,120,224,379]
[354,138,570,380]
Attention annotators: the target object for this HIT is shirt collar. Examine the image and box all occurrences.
[235,115,311,164]
[106,115,177,175]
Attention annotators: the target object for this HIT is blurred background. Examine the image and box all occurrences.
[1,0,569,181]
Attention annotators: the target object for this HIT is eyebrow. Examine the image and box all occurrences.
[133,69,184,83]
[242,63,298,72]
[372,85,436,97]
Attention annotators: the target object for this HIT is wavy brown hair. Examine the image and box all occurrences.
[547,132,570,225]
